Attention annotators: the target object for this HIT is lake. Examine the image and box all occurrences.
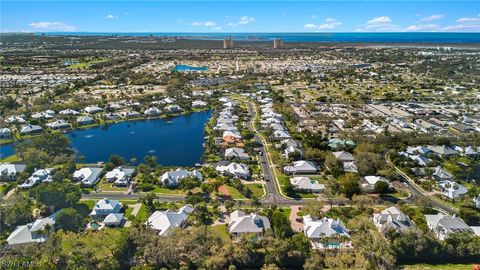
[0,110,212,166]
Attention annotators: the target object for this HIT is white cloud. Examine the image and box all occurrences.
[420,14,444,22]
[367,16,392,26]
[303,18,342,31]
[456,17,480,23]
[364,16,400,31]
[191,21,217,27]
[29,21,75,32]
[404,24,440,31]
[105,14,118,20]
[212,26,222,31]
[228,16,255,27]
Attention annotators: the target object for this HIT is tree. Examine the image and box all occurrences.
[355,152,385,176]
[339,173,361,199]
[109,154,125,167]
[459,206,480,225]
[302,200,324,219]
[55,208,83,232]
[374,180,390,194]
[325,152,342,177]
[251,196,261,210]
[0,195,33,233]
[354,142,376,154]
[271,209,292,239]
[144,155,157,168]
[32,181,81,210]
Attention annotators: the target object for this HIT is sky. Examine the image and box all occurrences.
[1,1,480,33]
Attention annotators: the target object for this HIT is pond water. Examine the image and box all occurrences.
[173,65,208,72]
[0,110,212,166]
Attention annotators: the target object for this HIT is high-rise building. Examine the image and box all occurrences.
[223,38,234,49]
[273,38,283,49]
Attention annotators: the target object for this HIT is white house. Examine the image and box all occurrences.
[215,161,250,179]
[105,167,135,186]
[225,147,250,160]
[146,205,194,236]
[372,206,414,233]
[0,163,26,180]
[7,213,57,245]
[84,105,104,114]
[77,116,94,125]
[103,213,125,227]
[284,160,318,175]
[474,195,480,209]
[20,124,43,135]
[165,104,183,113]
[192,100,207,108]
[19,168,54,188]
[144,107,161,116]
[46,119,70,130]
[228,210,270,240]
[432,166,453,181]
[160,168,203,186]
[362,176,388,191]
[73,167,103,186]
[333,151,355,162]
[0,128,12,138]
[425,213,473,240]
[290,176,325,193]
[59,109,80,115]
[438,180,468,200]
[90,198,123,219]
[427,145,457,157]
[303,215,350,249]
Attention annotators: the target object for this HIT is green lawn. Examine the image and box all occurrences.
[225,183,265,199]
[402,263,475,270]
[98,182,128,192]
[135,204,148,222]
[0,154,20,163]
[210,224,230,242]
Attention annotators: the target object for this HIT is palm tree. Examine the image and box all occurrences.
[250,196,261,210]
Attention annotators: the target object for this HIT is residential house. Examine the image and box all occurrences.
[284,160,318,175]
[73,167,103,186]
[223,130,242,144]
[144,107,161,116]
[215,161,250,179]
[6,212,57,245]
[77,116,94,125]
[146,205,194,236]
[19,168,54,188]
[228,210,270,240]
[290,176,325,193]
[106,167,135,186]
[5,115,26,123]
[59,109,80,115]
[225,147,250,160]
[343,161,358,173]
[439,180,468,200]
[121,110,141,118]
[273,130,291,140]
[20,124,43,135]
[90,198,123,220]
[165,104,183,113]
[425,213,473,240]
[160,168,203,186]
[303,215,350,249]
[0,163,26,180]
[46,119,70,130]
[0,128,12,138]
[372,206,414,233]
[333,151,355,162]
[473,195,480,209]
[362,176,388,191]
[84,105,104,114]
[192,100,208,108]
[103,213,125,227]
[432,166,453,181]
[284,145,303,158]
[427,145,457,157]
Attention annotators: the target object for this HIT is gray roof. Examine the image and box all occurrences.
[228,210,270,234]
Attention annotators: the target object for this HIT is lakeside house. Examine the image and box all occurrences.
[146,205,194,236]
[290,176,325,193]
[47,119,70,130]
[5,115,26,124]
[76,116,94,125]
[73,167,103,186]
[90,198,123,220]
[228,210,270,241]
[121,111,141,118]
[372,206,414,233]
[59,109,80,115]
[20,124,43,135]
[0,128,12,138]
[192,100,207,108]
[303,215,351,249]
[19,168,54,188]
[160,168,203,186]
[225,147,250,160]
[144,107,161,116]
[284,160,318,175]
[7,212,57,245]
[0,163,26,180]
[106,167,135,186]
[165,104,183,113]
[425,213,474,240]
[215,161,250,179]
[84,105,104,114]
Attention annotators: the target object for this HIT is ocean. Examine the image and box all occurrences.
[36,32,480,44]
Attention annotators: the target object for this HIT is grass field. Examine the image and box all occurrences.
[224,183,265,199]
[402,263,477,270]
[0,154,20,163]
[210,224,230,241]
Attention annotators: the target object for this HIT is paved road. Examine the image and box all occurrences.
[386,150,459,214]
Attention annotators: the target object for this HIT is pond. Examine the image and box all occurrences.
[0,110,212,166]
[173,65,208,72]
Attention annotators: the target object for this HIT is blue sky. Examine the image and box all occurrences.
[2,1,479,32]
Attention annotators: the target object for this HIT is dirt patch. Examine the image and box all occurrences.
[218,185,231,196]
